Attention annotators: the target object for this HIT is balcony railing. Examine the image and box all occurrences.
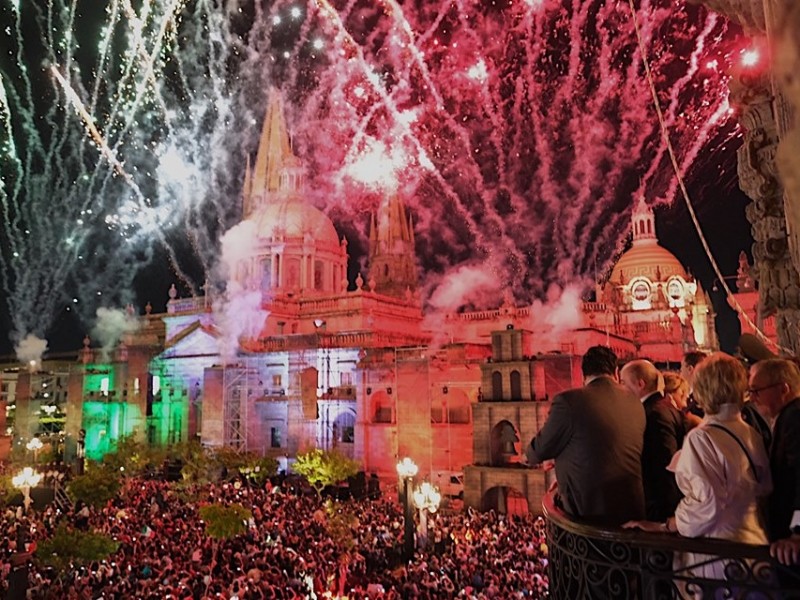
[543,492,800,599]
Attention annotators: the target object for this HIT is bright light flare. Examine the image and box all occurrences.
[467,59,488,82]
[741,49,760,67]
[343,139,407,192]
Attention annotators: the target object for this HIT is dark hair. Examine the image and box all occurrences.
[682,351,707,369]
[582,346,618,378]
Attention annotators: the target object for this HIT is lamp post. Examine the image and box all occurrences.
[26,437,43,464]
[12,467,42,514]
[412,482,442,550]
[396,457,418,561]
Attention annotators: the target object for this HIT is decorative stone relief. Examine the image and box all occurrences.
[730,65,800,353]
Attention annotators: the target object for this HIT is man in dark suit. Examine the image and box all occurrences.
[748,358,800,564]
[620,359,685,522]
[526,346,646,526]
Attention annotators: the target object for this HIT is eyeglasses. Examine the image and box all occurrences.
[746,383,783,397]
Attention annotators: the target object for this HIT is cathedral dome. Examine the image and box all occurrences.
[251,199,340,247]
[609,240,688,284]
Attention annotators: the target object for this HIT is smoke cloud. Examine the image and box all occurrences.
[15,334,48,371]
[528,284,586,351]
[92,307,141,360]
[215,221,270,363]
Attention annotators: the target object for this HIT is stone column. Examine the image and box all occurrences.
[730,70,800,353]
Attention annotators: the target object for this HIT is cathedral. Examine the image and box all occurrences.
[1,90,719,511]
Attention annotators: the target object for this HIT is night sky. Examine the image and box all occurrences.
[0,0,755,358]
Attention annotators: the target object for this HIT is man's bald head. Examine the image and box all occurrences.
[620,359,661,398]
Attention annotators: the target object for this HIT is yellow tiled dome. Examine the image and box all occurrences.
[609,240,688,284]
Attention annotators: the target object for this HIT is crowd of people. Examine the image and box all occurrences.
[527,344,800,591]
[1,474,549,599]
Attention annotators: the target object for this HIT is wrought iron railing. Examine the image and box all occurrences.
[543,492,800,599]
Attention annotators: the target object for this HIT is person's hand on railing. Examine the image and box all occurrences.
[770,534,800,565]
[622,516,677,534]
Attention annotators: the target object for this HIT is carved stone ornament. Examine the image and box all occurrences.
[729,42,800,353]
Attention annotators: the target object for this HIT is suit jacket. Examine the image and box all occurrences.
[641,392,686,521]
[529,375,646,526]
[768,397,800,541]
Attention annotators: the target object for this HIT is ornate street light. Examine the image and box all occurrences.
[26,437,43,464]
[12,467,42,514]
[396,457,419,561]
[412,481,442,550]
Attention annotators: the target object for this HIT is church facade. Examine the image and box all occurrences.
[1,91,718,512]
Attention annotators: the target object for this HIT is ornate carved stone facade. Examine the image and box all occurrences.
[729,68,800,353]
[696,0,800,353]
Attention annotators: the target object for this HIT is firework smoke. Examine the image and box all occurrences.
[0,0,742,351]
[14,333,48,371]
[92,307,141,361]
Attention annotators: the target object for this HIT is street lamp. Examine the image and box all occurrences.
[26,437,43,464]
[396,457,418,561]
[412,481,442,550]
[12,467,42,514]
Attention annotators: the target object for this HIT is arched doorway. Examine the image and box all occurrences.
[482,486,529,515]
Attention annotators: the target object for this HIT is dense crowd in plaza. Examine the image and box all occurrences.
[1,476,549,599]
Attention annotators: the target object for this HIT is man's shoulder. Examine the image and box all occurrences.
[555,377,635,404]
[776,398,800,433]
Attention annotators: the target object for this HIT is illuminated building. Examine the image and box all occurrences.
[1,91,719,509]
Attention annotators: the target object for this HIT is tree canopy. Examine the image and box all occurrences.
[198,503,252,540]
[67,464,121,507]
[292,448,360,496]
[37,524,119,571]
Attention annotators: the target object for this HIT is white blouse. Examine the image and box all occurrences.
[671,403,772,544]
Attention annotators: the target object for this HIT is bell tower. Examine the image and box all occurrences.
[631,195,657,244]
[368,195,418,298]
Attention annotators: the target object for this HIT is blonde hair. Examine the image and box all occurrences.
[662,371,689,397]
[693,352,747,415]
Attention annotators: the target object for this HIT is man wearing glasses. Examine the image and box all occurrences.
[747,358,800,565]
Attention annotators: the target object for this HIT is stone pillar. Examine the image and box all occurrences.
[730,69,800,353]
[773,3,800,277]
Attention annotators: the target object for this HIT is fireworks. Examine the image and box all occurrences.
[0,0,741,354]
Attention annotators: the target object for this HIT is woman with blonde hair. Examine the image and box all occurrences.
[662,371,701,430]
[625,352,772,589]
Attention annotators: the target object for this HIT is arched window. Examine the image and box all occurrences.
[492,371,503,401]
[510,370,522,400]
[314,260,324,290]
[333,411,355,444]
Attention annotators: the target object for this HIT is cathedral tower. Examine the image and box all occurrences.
[368,195,418,298]
[243,88,304,217]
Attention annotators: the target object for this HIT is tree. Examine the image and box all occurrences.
[198,503,252,541]
[67,464,121,507]
[102,435,169,477]
[239,454,279,486]
[292,448,360,497]
[0,474,21,508]
[37,524,119,571]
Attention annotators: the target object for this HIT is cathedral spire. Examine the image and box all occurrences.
[631,195,657,244]
[244,88,302,217]
[368,194,418,299]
